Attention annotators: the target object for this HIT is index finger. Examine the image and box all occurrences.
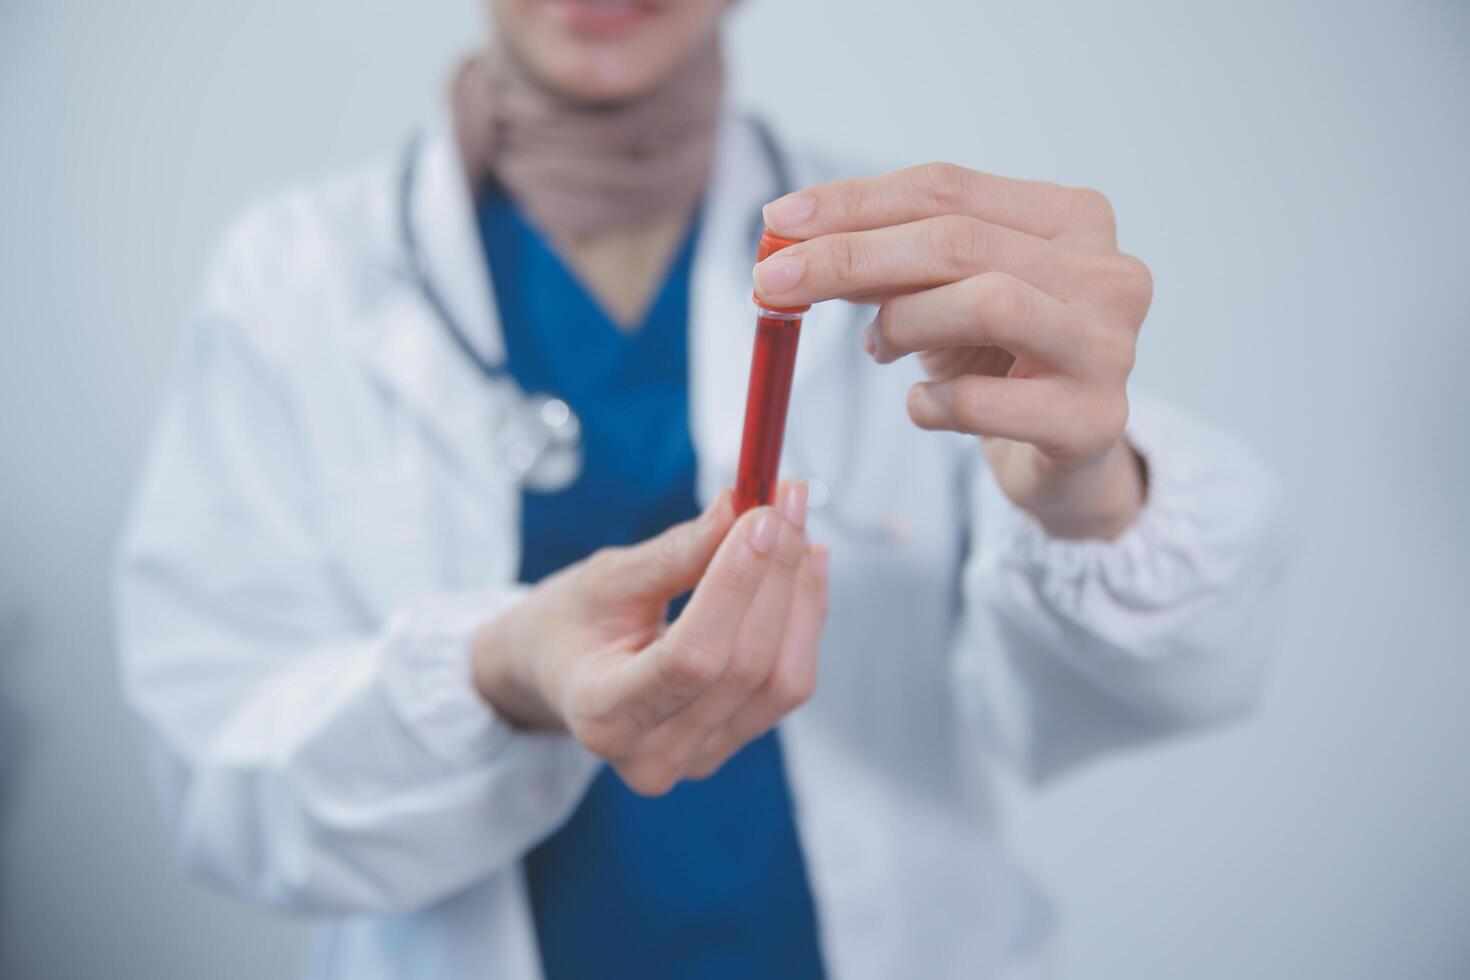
[605,507,782,722]
[761,162,1113,245]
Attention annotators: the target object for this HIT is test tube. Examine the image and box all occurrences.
[734,231,811,514]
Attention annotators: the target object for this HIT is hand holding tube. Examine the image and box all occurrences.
[753,163,1150,540]
[471,484,827,796]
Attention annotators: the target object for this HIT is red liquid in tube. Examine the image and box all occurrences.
[734,232,811,514]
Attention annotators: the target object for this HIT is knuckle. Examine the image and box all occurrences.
[1055,390,1128,461]
[1041,424,1088,463]
[930,214,989,273]
[1116,253,1154,320]
[649,525,687,576]
[772,663,818,712]
[1103,338,1136,381]
[1068,186,1117,235]
[719,522,770,592]
[662,641,724,691]
[811,578,831,621]
[972,272,1027,325]
[772,546,805,575]
[565,684,630,757]
[1082,252,1152,325]
[691,741,737,781]
[620,757,682,798]
[825,233,869,286]
[686,756,720,781]
[1100,391,1131,442]
[725,556,766,598]
[725,654,772,692]
[911,161,970,210]
[773,528,806,571]
[1100,321,1138,376]
[582,546,624,583]
[833,177,876,222]
[569,717,621,760]
[799,554,830,613]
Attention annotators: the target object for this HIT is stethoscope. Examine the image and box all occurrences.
[396,118,897,541]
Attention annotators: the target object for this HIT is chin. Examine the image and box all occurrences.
[535,40,674,103]
[497,0,722,104]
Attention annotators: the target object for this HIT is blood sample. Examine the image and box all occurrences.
[734,231,811,514]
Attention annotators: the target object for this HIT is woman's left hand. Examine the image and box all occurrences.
[754,163,1152,540]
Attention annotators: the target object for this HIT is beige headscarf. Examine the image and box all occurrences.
[452,35,725,240]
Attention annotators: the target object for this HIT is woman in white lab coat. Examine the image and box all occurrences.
[116,1,1281,977]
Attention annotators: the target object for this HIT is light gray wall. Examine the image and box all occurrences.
[1,1,1466,978]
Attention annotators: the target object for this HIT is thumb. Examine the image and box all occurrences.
[588,492,735,605]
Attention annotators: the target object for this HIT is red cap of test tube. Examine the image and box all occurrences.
[753,230,811,314]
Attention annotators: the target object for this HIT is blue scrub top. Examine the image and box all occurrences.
[477,185,826,980]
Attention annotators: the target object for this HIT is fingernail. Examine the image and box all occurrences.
[762,191,815,232]
[754,253,805,298]
[749,511,778,554]
[861,320,878,357]
[779,482,809,529]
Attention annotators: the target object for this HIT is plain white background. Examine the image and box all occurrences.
[2,1,1467,977]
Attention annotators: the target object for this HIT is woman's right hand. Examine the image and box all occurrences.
[470,484,826,797]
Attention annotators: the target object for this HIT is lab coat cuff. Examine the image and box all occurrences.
[380,585,530,766]
[979,394,1279,624]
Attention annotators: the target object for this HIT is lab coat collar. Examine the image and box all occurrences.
[363,111,848,496]
[349,119,513,488]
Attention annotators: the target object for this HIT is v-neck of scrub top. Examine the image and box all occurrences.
[477,184,826,980]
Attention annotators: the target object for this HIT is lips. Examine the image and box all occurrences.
[545,0,661,36]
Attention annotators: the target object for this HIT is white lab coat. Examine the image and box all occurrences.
[116,112,1282,979]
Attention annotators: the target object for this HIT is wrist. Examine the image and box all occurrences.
[470,603,563,732]
[1013,440,1148,540]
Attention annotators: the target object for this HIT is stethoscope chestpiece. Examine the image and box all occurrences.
[499,394,584,493]
[397,132,586,496]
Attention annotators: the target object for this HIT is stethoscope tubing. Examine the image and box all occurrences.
[395,118,894,541]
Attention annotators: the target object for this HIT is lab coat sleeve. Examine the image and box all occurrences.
[954,393,1285,782]
[115,284,598,914]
